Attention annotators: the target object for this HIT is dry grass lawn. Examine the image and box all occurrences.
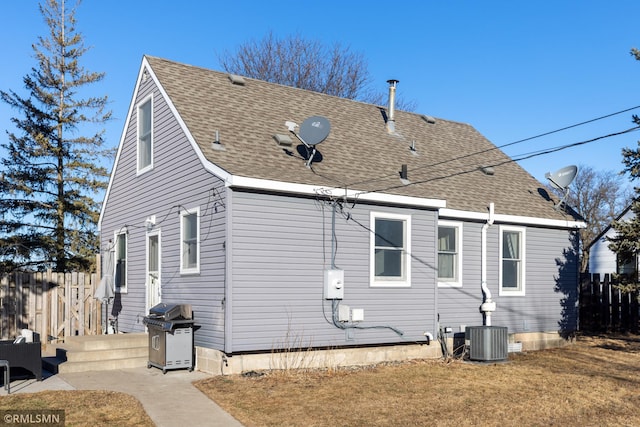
[0,390,154,426]
[1,335,639,426]
[194,334,640,427]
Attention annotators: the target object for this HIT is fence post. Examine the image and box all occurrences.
[95,254,102,335]
[622,290,630,332]
[579,273,591,331]
[592,274,601,331]
[612,278,621,331]
[631,289,639,334]
[602,275,611,331]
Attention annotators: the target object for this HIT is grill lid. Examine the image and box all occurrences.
[148,303,192,320]
[143,316,194,331]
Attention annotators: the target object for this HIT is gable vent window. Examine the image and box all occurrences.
[137,96,153,174]
[180,207,200,275]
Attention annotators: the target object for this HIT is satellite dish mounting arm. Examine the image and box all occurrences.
[288,128,317,167]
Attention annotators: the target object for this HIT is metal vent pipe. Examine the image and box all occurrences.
[387,79,399,133]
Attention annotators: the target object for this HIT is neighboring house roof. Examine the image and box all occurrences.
[587,201,636,249]
[102,56,585,228]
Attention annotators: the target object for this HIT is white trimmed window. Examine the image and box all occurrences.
[114,231,128,293]
[370,212,411,287]
[137,96,153,173]
[180,207,200,274]
[438,221,462,287]
[616,252,637,278]
[499,226,526,296]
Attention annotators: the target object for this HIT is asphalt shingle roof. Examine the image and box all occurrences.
[146,55,580,223]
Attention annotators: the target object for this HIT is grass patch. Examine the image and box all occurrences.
[0,335,638,426]
[0,390,153,426]
[194,335,640,427]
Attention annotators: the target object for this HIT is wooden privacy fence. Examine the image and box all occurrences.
[580,273,639,333]
[0,269,104,342]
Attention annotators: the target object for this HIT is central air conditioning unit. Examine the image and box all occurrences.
[466,326,508,362]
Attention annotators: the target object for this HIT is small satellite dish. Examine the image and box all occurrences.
[545,165,578,210]
[545,165,578,190]
[298,116,331,147]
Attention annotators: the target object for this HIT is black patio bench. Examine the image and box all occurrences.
[0,334,42,383]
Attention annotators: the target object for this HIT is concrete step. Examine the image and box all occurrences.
[64,346,147,362]
[63,332,147,351]
[56,356,149,373]
[43,332,149,374]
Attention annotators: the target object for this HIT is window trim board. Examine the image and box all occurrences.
[437,220,463,288]
[369,211,412,288]
[180,206,201,275]
[136,94,154,175]
[498,225,526,296]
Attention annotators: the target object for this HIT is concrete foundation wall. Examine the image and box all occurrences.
[510,331,574,351]
[196,343,441,376]
[195,331,573,375]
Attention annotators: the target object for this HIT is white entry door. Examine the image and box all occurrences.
[146,231,161,311]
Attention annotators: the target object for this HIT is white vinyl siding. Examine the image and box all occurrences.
[370,212,411,287]
[137,95,153,173]
[180,207,200,274]
[438,221,462,287]
[500,225,526,296]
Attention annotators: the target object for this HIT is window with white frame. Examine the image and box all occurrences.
[500,226,525,295]
[370,212,411,287]
[114,231,127,292]
[616,252,637,279]
[438,221,462,287]
[137,96,153,173]
[180,207,200,274]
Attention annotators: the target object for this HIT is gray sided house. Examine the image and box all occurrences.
[99,56,584,368]
[589,205,636,277]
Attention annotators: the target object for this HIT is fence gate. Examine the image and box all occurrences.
[0,270,103,342]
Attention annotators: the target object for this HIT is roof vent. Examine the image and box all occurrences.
[212,130,226,151]
[421,115,436,124]
[480,165,495,176]
[228,74,246,86]
[273,134,293,147]
[386,79,399,133]
[399,164,410,185]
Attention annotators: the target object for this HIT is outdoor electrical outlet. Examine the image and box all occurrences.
[338,304,350,322]
[444,327,453,333]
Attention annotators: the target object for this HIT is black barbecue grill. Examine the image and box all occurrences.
[143,303,195,373]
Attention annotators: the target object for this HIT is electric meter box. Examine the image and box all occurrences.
[324,269,344,299]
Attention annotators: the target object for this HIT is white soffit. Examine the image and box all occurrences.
[439,208,586,229]
[226,175,446,209]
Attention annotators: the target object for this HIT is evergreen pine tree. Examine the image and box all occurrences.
[0,0,111,272]
[609,136,640,280]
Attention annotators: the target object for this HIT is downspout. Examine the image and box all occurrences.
[480,203,496,326]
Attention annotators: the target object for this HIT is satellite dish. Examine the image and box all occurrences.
[545,165,578,210]
[545,165,578,190]
[298,116,331,147]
